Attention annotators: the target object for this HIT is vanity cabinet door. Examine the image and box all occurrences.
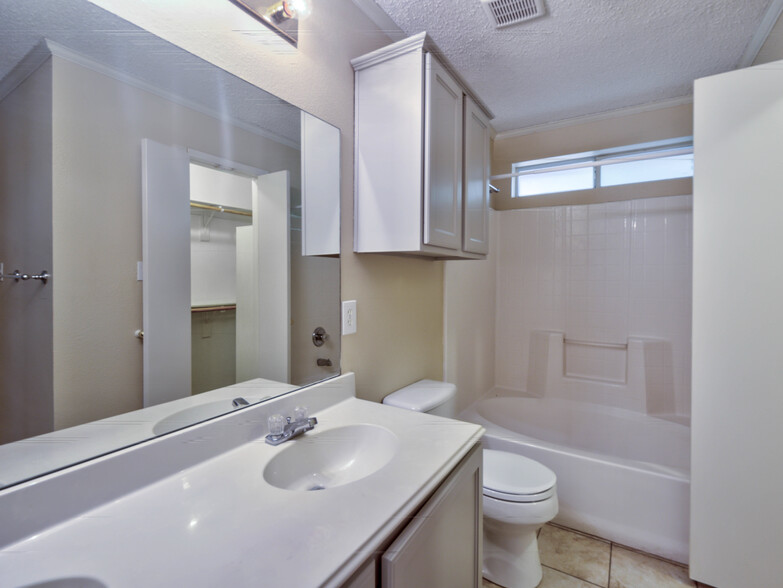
[462,96,491,255]
[381,444,482,588]
[342,557,377,588]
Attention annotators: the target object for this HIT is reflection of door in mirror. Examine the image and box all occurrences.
[189,163,253,395]
[144,155,292,405]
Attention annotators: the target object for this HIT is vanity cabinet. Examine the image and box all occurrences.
[352,33,493,260]
[382,442,483,587]
[342,442,483,588]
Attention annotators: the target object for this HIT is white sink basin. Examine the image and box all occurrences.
[263,424,399,491]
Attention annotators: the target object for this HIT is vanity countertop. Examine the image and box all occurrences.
[0,381,483,587]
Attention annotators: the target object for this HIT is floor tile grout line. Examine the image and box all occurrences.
[608,541,613,588]
[609,538,699,588]
[539,524,611,587]
[548,521,611,545]
[541,564,605,588]
[610,538,689,570]
[548,521,689,571]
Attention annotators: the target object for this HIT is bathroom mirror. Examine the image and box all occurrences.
[0,0,340,489]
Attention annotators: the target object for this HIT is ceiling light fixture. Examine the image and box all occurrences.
[230,0,312,47]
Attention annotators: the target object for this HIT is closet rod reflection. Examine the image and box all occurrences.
[565,338,627,350]
[190,202,252,217]
[191,304,237,313]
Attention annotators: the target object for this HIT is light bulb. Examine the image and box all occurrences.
[263,0,312,24]
[288,0,312,20]
[264,1,293,24]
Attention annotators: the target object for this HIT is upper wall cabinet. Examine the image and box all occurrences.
[352,33,494,259]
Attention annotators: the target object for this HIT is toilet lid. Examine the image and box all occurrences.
[483,449,556,503]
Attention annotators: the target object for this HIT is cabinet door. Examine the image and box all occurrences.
[462,97,490,255]
[423,54,463,251]
[382,445,482,588]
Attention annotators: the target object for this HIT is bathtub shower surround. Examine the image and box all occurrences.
[475,193,693,563]
[495,194,693,417]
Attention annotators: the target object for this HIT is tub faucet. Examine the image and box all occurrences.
[265,407,317,446]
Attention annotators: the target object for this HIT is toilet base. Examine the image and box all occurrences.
[483,517,543,588]
[482,492,558,588]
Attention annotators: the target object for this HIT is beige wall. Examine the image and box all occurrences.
[0,59,54,443]
[444,212,497,412]
[491,102,694,209]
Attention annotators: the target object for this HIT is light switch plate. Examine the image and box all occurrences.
[342,300,357,335]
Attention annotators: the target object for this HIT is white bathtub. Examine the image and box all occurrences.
[460,394,690,564]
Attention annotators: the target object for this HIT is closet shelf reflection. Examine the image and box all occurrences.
[191,304,237,313]
[190,201,252,217]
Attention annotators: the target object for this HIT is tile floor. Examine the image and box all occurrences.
[482,523,713,588]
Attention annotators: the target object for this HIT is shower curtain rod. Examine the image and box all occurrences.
[190,202,252,217]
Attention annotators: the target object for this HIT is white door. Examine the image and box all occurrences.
[141,139,191,407]
[236,171,290,383]
[423,53,463,250]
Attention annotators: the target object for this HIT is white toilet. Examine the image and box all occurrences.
[383,380,558,588]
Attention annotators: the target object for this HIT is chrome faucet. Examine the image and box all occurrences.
[265,407,317,446]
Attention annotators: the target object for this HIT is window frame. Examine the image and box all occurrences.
[509,137,693,198]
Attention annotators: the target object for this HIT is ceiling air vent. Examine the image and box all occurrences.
[480,0,546,28]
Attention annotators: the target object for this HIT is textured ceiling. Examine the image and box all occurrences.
[0,0,301,146]
[370,0,776,132]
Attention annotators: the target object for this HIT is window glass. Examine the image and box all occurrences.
[600,153,693,187]
[515,166,594,197]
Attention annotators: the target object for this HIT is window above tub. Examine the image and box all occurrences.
[510,137,694,198]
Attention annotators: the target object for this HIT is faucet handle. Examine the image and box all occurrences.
[268,414,286,437]
[293,406,308,422]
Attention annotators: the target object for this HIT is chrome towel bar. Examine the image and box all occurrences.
[0,263,50,284]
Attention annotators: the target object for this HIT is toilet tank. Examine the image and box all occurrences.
[382,379,457,418]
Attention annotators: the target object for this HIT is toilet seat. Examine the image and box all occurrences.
[483,449,557,503]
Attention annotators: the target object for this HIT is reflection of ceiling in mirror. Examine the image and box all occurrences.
[0,0,301,147]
